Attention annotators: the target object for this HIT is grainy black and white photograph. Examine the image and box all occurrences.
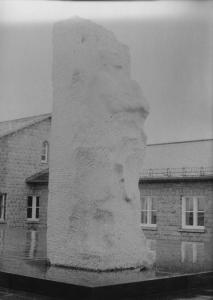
[0,0,212,299]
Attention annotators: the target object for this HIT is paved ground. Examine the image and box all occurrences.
[0,287,52,300]
[0,228,212,300]
[0,287,212,300]
[150,287,213,300]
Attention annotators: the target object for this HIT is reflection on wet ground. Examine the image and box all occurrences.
[150,238,213,274]
[0,228,212,287]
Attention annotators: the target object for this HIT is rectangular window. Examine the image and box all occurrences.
[41,141,49,163]
[27,196,39,221]
[182,196,204,229]
[0,194,6,221]
[141,196,157,227]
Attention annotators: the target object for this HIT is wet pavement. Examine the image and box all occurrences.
[0,228,212,275]
[0,287,53,299]
[0,228,212,298]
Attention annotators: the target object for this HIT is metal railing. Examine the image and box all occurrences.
[140,166,213,178]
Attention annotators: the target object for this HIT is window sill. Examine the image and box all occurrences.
[178,228,205,233]
[27,220,39,223]
[40,161,48,164]
[141,225,157,231]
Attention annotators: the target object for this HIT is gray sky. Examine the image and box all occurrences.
[0,1,212,144]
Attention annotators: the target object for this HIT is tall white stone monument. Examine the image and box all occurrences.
[47,18,153,270]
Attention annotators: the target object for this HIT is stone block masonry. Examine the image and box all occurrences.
[0,118,51,227]
[140,180,213,242]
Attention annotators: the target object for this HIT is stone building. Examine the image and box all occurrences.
[139,139,213,243]
[0,114,212,242]
[0,114,51,228]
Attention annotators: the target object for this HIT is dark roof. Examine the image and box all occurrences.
[139,175,213,184]
[0,113,51,139]
[26,169,49,184]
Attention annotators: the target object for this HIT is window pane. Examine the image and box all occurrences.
[0,205,2,219]
[198,198,204,211]
[185,212,193,226]
[36,197,39,207]
[141,211,147,224]
[36,208,39,219]
[151,211,157,224]
[197,212,204,226]
[27,208,32,219]
[151,198,156,210]
[141,198,147,210]
[41,141,48,162]
[185,197,193,211]
[0,195,6,220]
[27,197,33,207]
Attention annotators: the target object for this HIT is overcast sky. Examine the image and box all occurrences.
[0,1,212,144]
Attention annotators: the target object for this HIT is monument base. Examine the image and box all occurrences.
[47,249,155,272]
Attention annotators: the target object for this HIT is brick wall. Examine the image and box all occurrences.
[0,118,51,227]
[0,138,9,190]
[139,180,213,242]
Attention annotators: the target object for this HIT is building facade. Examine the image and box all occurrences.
[0,114,51,229]
[139,140,213,243]
[0,114,212,242]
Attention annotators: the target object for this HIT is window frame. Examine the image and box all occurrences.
[181,196,205,230]
[0,193,6,221]
[27,196,40,221]
[141,196,157,228]
[41,141,49,163]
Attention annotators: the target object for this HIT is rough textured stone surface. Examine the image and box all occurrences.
[47,18,153,270]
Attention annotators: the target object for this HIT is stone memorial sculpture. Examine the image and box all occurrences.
[47,18,153,270]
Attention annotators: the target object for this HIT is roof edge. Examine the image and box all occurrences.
[139,175,213,183]
[0,113,51,125]
[0,113,212,146]
[147,138,213,147]
[26,168,49,183]
[0,114,51,139]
